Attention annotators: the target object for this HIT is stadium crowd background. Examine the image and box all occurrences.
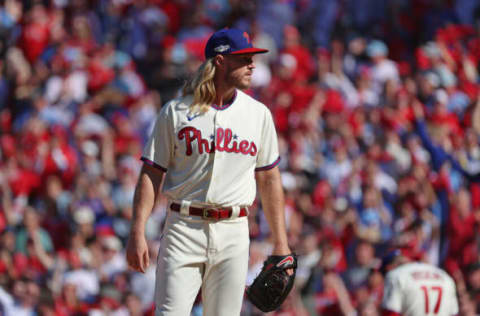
[0,0,480,315]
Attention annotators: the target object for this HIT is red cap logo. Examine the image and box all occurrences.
[243,32,251,44]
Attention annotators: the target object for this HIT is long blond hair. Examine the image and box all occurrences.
[182,58,216,114]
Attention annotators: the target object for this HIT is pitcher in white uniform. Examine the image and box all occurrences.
[381,250,459,316]
[125,28,291,316]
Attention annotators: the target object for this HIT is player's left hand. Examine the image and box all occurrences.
[272,244,294,275]
[246,253,298,312]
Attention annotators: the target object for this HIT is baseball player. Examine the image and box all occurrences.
[381,250,459,316]
[126,28,291,316]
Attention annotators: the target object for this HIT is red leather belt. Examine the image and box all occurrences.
[170,203,248,220]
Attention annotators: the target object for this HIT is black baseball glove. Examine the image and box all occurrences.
[246,253,297,313]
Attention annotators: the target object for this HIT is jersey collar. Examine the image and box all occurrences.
[211,90,237,110]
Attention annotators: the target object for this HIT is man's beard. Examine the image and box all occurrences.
[229,75,251,90]
[225,63,251,90]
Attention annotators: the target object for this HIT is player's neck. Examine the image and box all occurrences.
[214,86,236,108]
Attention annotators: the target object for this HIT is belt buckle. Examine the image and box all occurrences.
[203,208,219,220]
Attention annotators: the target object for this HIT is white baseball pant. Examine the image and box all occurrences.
[154,209,250,316]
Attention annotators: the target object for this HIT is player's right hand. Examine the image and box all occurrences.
[126,234,150,273]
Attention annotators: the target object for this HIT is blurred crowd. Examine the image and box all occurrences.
[1,0,480,315]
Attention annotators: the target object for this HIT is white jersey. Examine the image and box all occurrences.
[382,262,459,316]
[141,89,280,207]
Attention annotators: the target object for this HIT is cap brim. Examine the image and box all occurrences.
[230,48,269,55]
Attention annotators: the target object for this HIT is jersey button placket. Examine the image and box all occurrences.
[205,111,220,203]
[206,110,220,262]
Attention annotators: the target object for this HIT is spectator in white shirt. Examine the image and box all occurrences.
[366,40,400,98]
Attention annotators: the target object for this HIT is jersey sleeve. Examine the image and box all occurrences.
[382,273,403,313]
[255,108,280,171]
[141,105,174,171]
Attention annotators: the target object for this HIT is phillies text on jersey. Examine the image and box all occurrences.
[178,126,257,156]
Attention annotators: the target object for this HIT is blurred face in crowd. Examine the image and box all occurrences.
[11,279,39,306]
[317,53,330,75]
[412,163,428,182]
[386,131,401,145]
[70,229,85,249]
[433,98,448,115]
[24,208,40,231]
[395,89,410,109]
[72,15,91,40]
[296,192,314,215]
[465,129,478,149]
[418,74,436,97]
[359,302,380,316]
[126,293,143,315]
[319,241,339,269]
[319,202,336,224]
[467,267,480,291]
[46,175,63,199]
[363,187,379,208]
[384,79,399,101]
[353,286,370,305]
[218,54,255,90]
[366,160,380,178]
[102,244,118,261]
[404,76,417,95]
[284,25,300,48]
[278,58,295,80]
[77,220,94,239]
[63,283,78,304]
[399,199,415,218]
[356,69,372,90]
[13,279,27,300]
[49,8,66,43]
[301,233,319,255]
[29,3,48,24]
[368,270,383,289]
[38,303,55,316]
[348,37,366,55]
[457,187,472,217]
[1,230,15,252]
[406,135,420,153]
[25,280,40,306]
[356,242,374,266]
[113,272,129,293]
[334,145,347,162]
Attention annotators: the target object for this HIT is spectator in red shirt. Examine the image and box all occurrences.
[445,187,478,275]
[281,25,315,84]
[19,4,50,64]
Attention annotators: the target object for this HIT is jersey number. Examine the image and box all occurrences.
[420,285,443,314]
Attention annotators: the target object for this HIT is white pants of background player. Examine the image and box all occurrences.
[154,209,250,316]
